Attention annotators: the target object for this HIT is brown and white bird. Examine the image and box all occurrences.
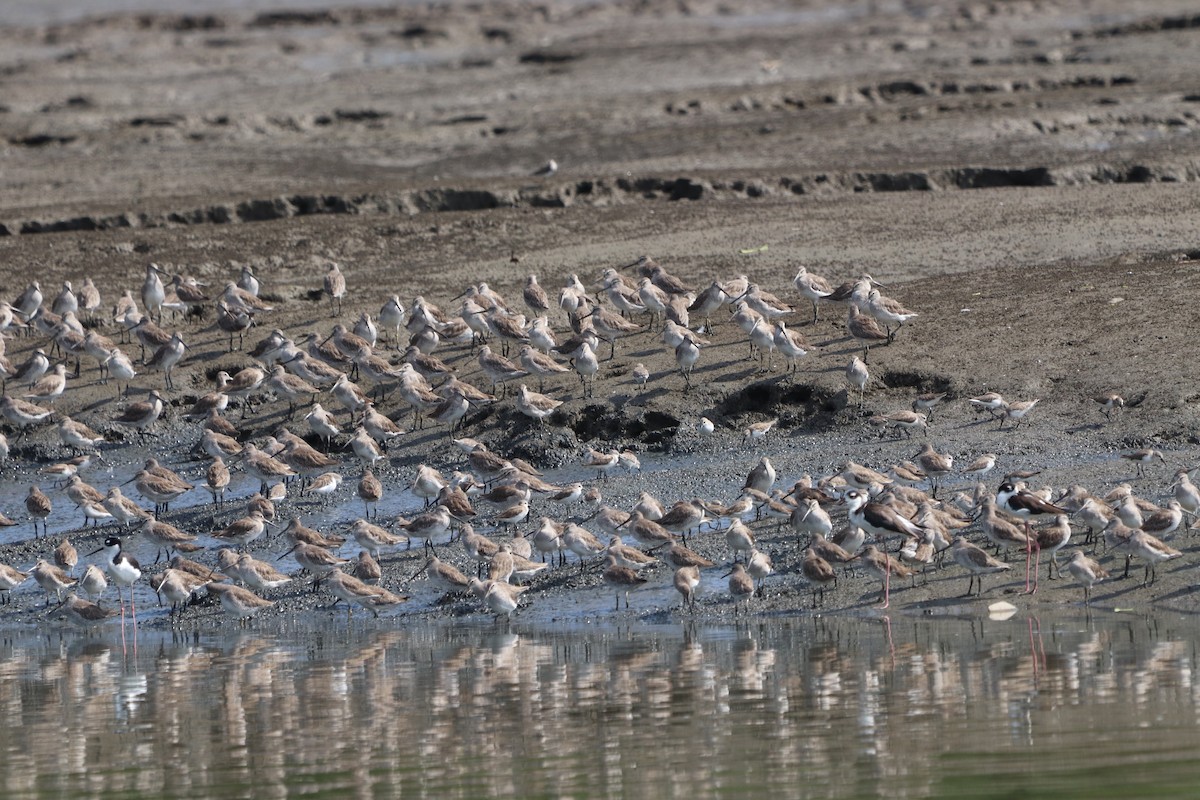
[859,544,913,610]
[801,548,837,607]
[913,442,953,497]
[515,384,562,426]
[847,305,889,359]
[1066,550,1109,605]
[323,262,346,316]
[950,537,1011,597]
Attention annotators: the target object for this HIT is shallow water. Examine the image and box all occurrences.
[0,613,1197,798]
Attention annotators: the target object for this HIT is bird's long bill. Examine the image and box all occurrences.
[404,560,431,586]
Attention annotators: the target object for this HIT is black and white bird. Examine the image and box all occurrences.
[89,536,142,624]
[843,489,925,548]
[995,481,1069,594]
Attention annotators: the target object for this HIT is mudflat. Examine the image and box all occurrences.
[0,0,1198,625]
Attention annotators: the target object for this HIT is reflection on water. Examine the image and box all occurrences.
[0,614,1195,797]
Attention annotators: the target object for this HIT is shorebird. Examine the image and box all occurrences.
[142,264,166,322]
[301,471,342,501]
[356,469,382,518]
[265,364,319,417]
[102,486,151,529]
[413,555,471,597]
[212,510,271,550]
[1095,392,1125,420]
[12,348,51,388]
[687,281,729,332]
[1,395,54,431]
[515,383,562,425]
[998,399,1039,430]
[1126,530,1182,586]
[285,542,350,590]
[377,295,408,347]
[996,481,1069,593]
[325,569,406,617]
[53,596,118,630]
[789,498,834,540]
[398,505,455,552]
[844,489,924,548]
[581,447,621,480]
[219,367,266,418]
[54,538,78,575]
[603,554,648,611]
[871,411,927,439]
[517,344,569,392]
[303,402,342,450]
[139,518,201,563]
[149,567,208,617]
[1171,469,1200,526]
[742,418,778,446]
[522,274,551,317]
[566,340,600,398]
[914,442,953,496]
[743,456,776,495]
[1121,448,1167,478]
[725,562,756,612]
[1033,515,1072,579]
[79,564,107,604]
[24,363,68,405]
[675,334,702,390]
[33,559,76,605]
[58,416,106,452]
[238,264,260,297]
[103,348,138,397]
[0,563,30,604]
[200,428,242,461]
[859,544,913,609]
[584,306,641,360]
[949,537,1011,596]
[477,578,529,620]
[772,322,808,375]
[967,392,1006,418]
[847,305,889,359]
[323,262,346,316]
[476,345,526,398]
[347,518,407,558]
[962,453,997,480]
[112,390,165,440]
[352,550,382,583]
[865,288,917,342]
[673,565,701,611]
[26,485,52,537]
[89,536,141,624]
[1066,550,1109,604]
[911,392,948,422]
[145,332,187,390]
[747,548,774,596]
[241,442,296,494]
[792,266,833,323]
[129,468,191,517]
[801,547,839,606]
[207,582,274,623]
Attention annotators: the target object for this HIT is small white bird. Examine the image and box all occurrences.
[698,417,715,435]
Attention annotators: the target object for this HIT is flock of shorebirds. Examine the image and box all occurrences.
[0,254,1193,629]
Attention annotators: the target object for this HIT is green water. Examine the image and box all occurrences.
[0,613,1197,798]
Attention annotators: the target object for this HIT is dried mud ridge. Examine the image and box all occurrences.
[7,159,1200,237]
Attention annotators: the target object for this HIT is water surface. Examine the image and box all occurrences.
[1,613,1197,798]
